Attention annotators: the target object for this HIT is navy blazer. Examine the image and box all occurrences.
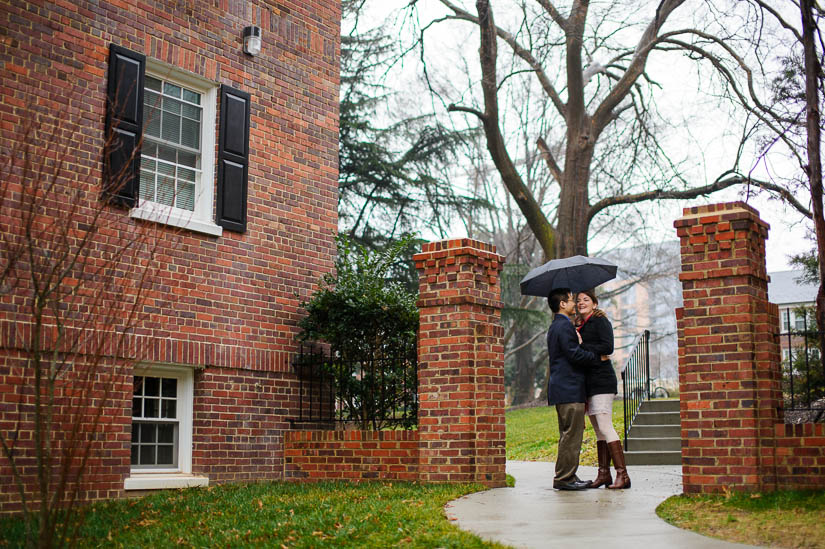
[546,313,597,405]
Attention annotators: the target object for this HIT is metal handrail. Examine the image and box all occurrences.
[621,329,650,450]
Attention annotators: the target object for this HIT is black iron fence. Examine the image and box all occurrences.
[779,310,825,423]
[621,330,650,449]
[290,341,418,430]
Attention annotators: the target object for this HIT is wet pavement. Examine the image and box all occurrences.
[445,460,758,548]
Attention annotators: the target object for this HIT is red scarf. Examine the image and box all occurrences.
[576,313,593,332]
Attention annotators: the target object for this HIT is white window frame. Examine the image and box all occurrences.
[125,364,207,490]
[130,59,222,237]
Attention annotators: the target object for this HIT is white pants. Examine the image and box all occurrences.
[587,393,619,443]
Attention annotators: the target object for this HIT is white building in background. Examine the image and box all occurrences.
[599,241,682,388]
[768,270,818,332]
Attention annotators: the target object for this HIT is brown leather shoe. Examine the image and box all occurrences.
[589,440,612,488]
[606,440,631,489]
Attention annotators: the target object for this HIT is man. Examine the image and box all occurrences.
[546,287,598,490]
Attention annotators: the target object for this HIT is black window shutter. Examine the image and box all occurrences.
[216,85,250,233]
[103,44,145,208]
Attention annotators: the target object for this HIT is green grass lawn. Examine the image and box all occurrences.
[506,400,625,465]
[0,481,509,548]
[657,490,825,549]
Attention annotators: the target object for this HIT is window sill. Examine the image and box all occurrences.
[124,473,209,491]
[130,206,223,237]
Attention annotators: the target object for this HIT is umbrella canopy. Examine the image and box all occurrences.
[519,255,618,296]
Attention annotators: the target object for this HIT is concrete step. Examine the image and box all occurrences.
[625,450,682,466]
[624,437,681,452]
[633,411,680,425]
[639,399,679,413]
[627,424,680,439]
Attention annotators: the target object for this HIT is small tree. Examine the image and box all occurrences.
[0,99,172,546]
[299,235,419,429]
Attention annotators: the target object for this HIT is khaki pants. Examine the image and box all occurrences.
[555,402,585,482]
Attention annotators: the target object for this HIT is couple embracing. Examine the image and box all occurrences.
[546,287,630,491]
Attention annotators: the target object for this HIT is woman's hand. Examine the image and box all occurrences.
[577,331,583,344]
[600,355,610,361]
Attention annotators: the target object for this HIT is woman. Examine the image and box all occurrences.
[575,289,630,489]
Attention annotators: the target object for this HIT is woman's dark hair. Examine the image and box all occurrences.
[577,289,598,306]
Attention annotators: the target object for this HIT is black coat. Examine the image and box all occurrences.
[546,314,597,405]
[578,314,618,397]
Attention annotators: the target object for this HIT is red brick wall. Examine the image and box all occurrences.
[0,0,339,512]
[414,239,506,487]
[675,201,825,493]
[283,430,419,482]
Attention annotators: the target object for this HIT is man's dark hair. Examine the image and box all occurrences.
[548,288,572,313]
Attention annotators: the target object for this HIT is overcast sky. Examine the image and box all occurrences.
[350,1,813,272]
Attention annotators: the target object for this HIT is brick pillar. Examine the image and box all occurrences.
[413,238,506,487]
[674,202,782,493]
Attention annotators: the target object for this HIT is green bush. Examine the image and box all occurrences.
[299,235,419,429]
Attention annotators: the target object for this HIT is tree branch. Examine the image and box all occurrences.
[536,136,563,184]
[447,103,486,120]
[438,0,567,118]
[592,0,687,135]
[587,174,813,223]
[535,0,567,28]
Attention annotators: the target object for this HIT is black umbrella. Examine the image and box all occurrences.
[519,255,618,296]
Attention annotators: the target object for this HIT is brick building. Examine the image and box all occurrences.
[0,0,340,511]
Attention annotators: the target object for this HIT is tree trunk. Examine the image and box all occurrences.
[801,0,825,340]
[557,127,595,258]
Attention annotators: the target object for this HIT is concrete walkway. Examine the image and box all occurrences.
[446,461,757,548]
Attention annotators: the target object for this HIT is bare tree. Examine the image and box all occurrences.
[0,99,173,547]
[402,0,811,261]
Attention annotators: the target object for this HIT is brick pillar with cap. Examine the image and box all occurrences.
[413,238,506,487]
[674,202,782,493]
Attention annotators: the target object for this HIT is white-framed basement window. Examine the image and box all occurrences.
[125,364,207,490]
[130,59,222,237]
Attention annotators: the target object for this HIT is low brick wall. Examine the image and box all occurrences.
[283,430,419,481]
[774,423,825,490]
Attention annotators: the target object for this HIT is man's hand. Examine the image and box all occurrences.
[577,331,583,344]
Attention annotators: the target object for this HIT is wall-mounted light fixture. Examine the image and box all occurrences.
[243,25,262,56]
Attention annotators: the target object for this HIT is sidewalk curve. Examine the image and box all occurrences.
[445,460,757,549]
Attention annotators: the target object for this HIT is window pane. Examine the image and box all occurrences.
[157,175,175,207]
[162,378,177,398]
[158,424,175,443]
[132,397,142,418]
[131,423,140,443]
[178,151,197,168]
[144,106,161,138]
[161,399,177,419]
[158,145,177,163]
[162,96,182,115]
[178,167,196,182]
[164,82,182,98]
[146,76,162,92]
[176,182,195,212]
[139,445,155,465]
[145,377,160,396]
[182,88,200,104]
[131,445,139,465]
[182,103,200,121]
[144,398,159,418]
[134,376,144,395]
[140,423,157,443]
[180,119,199,149]
[161,113,181,143]
[157,445,174,465]
[139,170,155,201]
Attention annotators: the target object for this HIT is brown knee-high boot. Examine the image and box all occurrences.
[606,440,631,489]
[589,440,612,488]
